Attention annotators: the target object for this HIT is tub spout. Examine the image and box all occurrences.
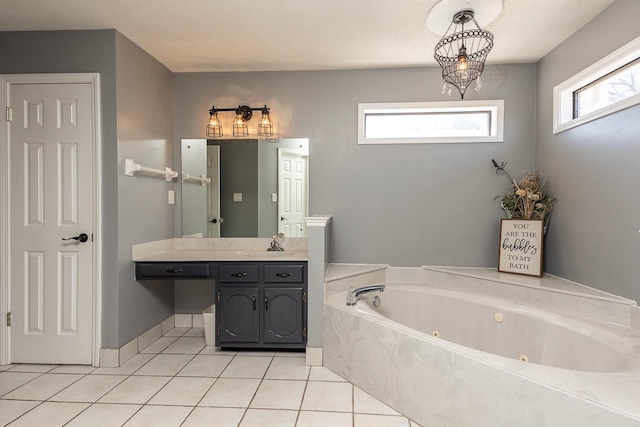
[346,284,385,306]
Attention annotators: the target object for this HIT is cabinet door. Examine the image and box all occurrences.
[217,286,260,345]
[263,287,305,345]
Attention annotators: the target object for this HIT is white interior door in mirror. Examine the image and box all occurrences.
[278,148,307,237]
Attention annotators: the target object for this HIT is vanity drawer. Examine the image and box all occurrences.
[136,262,211,279]
[219,264,259,283]
[263,264,305,283]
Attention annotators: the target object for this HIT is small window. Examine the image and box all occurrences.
[554,35,640,134]
[358,100,504,144]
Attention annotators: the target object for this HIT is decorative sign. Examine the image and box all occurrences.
[498,219,544,277]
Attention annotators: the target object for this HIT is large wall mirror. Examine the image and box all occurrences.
[181,138,309,238]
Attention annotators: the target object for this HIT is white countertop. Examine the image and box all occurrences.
[132,238,308,262]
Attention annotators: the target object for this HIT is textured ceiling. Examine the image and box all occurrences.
[0,0,616,72]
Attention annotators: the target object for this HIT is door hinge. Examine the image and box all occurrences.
[6,312,11,327]
[302,327,306,338]
[217,292,221,302]
[6,107,12,122]
[302,291,307,303]
[217,326,220,337]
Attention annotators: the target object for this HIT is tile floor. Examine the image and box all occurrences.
[0,327,422,427]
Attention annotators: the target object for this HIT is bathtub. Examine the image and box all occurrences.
[323,269,640,426]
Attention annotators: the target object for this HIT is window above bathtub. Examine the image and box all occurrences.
[553,35,640,134]
[357,100,504,144]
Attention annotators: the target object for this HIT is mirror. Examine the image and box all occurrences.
[181,138,309,238]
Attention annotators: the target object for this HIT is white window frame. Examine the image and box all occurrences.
[553,35,640,134]
[358,100,504,144]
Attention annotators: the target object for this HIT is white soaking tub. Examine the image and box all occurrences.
[323,268,640,427]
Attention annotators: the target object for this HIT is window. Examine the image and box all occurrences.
[554,35,640,134]
[358,100,504,144]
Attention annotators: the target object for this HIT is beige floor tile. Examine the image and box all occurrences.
[353,387,400,415]
[199,378,260,408]
[296,410,353,427]
[49,365,96,374]
[250,379,306,410]
[98,375,171,404]
[134,354,193,376]
[274,351,305,358]
[199,346,236,356]
[183,328,205,337]
[354,413,411,427]
[123,404,192,427]
[182,407,245,427]
[0,364,15,371]
[301,381,353,412]
[240,408,298,427]
[8,364,58,373]
[410,420,423,427]
[162,337,205,355]
[140,337,179,354]
[163,327,190,337]
[308,366,347,382]
[8,401,89,427]
[236,350,276,357]
[92,353,154,375]
[177,354,233,378]
[3,373,82,401]
[0,372,41,396]
[148,376,215,406]
[265,357,310,380]
[0,400,40,426]
[50,374,126,403]
[65,403,141,427]
[220,356,272,378]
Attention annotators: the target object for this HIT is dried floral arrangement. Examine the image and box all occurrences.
[491,159,556,227]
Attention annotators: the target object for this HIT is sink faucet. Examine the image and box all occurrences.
[346,284,385,306]
[267,235,284,251]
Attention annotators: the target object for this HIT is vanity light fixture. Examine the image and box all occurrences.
[206,105,274,138]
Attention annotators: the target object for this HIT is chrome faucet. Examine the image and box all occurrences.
[346,284,385,306]
[267,235,284,251]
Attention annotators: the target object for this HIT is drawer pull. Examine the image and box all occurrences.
[265,295,269,311]
[231,272,248,278]
[252,295,257,310]
[166,268,183,274]
[276,272,292,278]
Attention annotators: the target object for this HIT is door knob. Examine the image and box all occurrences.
[62,233,89,243]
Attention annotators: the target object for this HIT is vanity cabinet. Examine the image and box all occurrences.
[216,262,307,349]
[134,259,307,350]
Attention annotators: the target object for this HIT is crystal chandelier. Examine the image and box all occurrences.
[434,10,494,99]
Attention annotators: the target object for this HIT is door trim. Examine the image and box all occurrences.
[0,73,102,366]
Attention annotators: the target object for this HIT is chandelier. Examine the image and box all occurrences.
[206,105,273,138]
[434,10,494,99]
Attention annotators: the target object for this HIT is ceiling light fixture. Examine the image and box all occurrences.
[434,10,493,99]
[206,105,274,138]
[427,0,502,99]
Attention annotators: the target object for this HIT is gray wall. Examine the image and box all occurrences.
[115,32,175,346]
[220,141,259,237]
[173,64,536,269]
[536,0,640,303]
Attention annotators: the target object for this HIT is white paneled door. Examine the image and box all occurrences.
[9,82,95,364]
[278,149,307,238]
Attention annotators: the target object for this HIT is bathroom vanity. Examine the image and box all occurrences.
[133,238,308,349]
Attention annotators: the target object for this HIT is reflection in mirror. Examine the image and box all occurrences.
[181,138,309,238]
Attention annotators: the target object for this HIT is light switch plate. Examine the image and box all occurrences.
[271,193,277,202]
[168,190,175,205]
[233,193,243,202]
